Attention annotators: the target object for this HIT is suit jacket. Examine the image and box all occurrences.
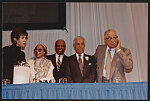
[65,54,97,83]
[94,45,133,83]
[45,54,68,83]
[3,44,26,84]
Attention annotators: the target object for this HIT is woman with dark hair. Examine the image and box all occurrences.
[2,27,28,84]
[27,44,55,83]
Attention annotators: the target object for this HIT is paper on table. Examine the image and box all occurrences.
[13,66,30,84]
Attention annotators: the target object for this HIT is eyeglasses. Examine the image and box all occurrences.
[105,36,118,40]
[34,49,44,52]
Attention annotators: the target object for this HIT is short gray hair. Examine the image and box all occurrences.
[34,44,47,57]
[73,36,85,45]
[104,29,117,36]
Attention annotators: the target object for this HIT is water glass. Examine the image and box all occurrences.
[59,78,67,83]
[63,78,67,83]
[115,77,121,83]
[49,79,56,83]
[2,79,10,85]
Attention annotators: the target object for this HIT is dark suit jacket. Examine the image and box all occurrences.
[45,54,68,83]
[3,44,26,84]
[65,54,97,83]
[94,45,133,83]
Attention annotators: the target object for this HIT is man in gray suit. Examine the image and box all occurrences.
[94,29,133,83]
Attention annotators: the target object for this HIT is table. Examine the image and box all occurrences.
[2,82,147,99]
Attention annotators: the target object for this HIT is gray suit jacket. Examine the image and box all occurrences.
[94,45,133,83]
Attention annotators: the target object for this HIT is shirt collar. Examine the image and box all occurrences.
[106,46,115,52]
[56,54,64,63]
[56,54,64,58]
[76,53,84,59]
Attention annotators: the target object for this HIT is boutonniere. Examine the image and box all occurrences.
[85,56,89,61]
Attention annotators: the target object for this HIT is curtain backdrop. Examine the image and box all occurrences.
[2,3,148,82]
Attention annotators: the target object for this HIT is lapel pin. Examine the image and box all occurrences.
[85,56,89,61]
[88,63,91,65]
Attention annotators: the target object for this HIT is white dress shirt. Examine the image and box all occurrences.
[56,54,64,64]
[76,53,84,63]
[103,46,115,77]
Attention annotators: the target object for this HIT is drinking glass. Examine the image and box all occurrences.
[115,77,121,83]
[49,79,56,83]
[59,78,63,83]
[63,78,67,83]
[59,78,68,83]
[2,79,10,85]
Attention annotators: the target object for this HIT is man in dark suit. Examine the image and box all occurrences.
[65,36,97,83]
[94,29,133,83]
[46,39,67,83]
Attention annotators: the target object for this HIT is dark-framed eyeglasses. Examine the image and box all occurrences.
[34,48,44,52]
[105,36,118,40]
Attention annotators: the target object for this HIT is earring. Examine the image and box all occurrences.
[14,41,17,44]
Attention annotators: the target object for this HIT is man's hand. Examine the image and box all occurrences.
[115,40,121,51]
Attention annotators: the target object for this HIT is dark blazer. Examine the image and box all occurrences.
[65,54,97,83]
[3,44,26,84]
[45,54,68,83]
[94,45,133,83]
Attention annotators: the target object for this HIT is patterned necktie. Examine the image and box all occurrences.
[78,54,82,64]
[78,54,83,76]
[57,55,61,72]
[105,49,111,80]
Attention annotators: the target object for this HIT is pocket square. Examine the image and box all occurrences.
[88,63,91,65]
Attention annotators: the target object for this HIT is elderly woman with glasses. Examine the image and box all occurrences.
[27,44,55,83]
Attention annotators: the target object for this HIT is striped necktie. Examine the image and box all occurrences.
[57,55,61,72]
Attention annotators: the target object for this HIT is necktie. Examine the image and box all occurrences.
[78,54,83,76]
[105,49,111,80]
[57,55,61,72]
[78,54,82,64]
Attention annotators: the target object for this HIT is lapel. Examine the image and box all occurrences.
[61,55,66,67]
[82,54,89,76]
[98,45,107,76]
[72,54,80,67]
[101,45,107,68]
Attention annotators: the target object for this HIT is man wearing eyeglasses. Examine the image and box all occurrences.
[94,29,133,83]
